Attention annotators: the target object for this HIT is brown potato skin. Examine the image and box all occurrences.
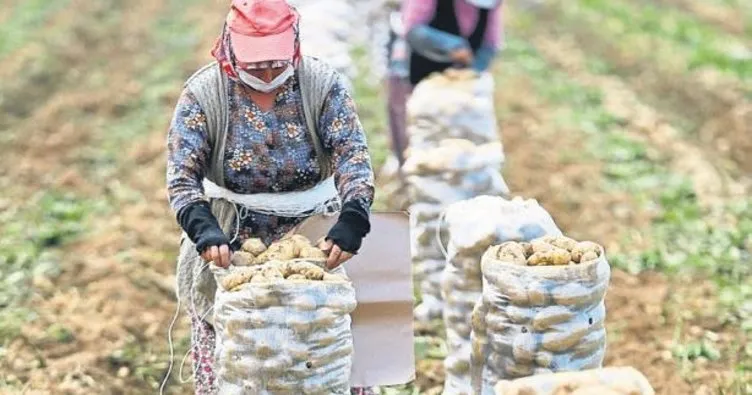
[241,238,267,256]
[231,251,256,267]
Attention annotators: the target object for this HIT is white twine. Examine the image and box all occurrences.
[160,262,214,394]
[436,209,449,261]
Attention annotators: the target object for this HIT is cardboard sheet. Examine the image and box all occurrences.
[296,212,416,387]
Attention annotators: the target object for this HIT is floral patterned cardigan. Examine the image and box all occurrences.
[166,72,375,248]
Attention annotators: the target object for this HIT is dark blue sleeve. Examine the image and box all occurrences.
[406,24,469,63]
[472,44,498,72]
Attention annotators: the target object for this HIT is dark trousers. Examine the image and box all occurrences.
[386,75,413,167]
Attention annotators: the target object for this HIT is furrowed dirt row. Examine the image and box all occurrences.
[533,0,752,176]
[0,0,225,393]
[489,35,747,393]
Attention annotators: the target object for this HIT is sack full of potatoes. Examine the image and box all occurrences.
[407,69,497,148]
[405,142,509,323]
[402,140,508,206]
[441,196,562,395]
[212,235,357,394]
[410,203,450,322]
[471,236,611,395]
[493,367,655,395]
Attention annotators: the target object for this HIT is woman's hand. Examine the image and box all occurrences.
[322,200,371,269]
[201,244,232,268]
[318,239,354,269]
[450,47,474,66]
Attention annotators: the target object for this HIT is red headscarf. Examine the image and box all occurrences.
[210,7,302,79]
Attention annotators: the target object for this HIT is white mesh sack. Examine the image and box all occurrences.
[410,206,450,322]
[295,0,358,79]
[403,141,509,207]
[441,196,563,395]
[407,70,497,149]
[492,366,655,395]
[471,245,611,395]
[213,261,357,394]
[405,70,506,324]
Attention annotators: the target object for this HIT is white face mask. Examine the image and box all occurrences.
[238,65,294,93]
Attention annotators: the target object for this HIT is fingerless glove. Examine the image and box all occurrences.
[326,199,371,254]
[177,201,231,253]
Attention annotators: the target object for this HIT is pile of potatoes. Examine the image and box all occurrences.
[427,68,485,86]
[220,235,347,291]
[231,235,327,267]
[493,236,603,267]
[221,261,348,291]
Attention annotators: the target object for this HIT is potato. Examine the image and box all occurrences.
[527,248,571,266]
[256,242,297,263]
[231,251,256,267]
[512,333,536,363]
[534,351,554,368]
[499,251,527,266]
[550,249,572,266]
[531,240,554,254]
[221,266,260,290]
[541,326,589,352]
[250,275,269,283]
[279,237,301,253]
[241,238,267,255]
[286,261,325,280]
[255,342,278,359]
[289,234,311,245]
[551,283,592,306]
[299,245,327,260]
[505,306,533,324]
[542,235,578,252]
[571,241,601,263]
[533,306,575,331]
[287,234,313,256]
[287,274,307,281]
[528,286,549,306]
[291,294,318,311]
[519,242,534,258]
[261,266,284,281]
[499,242,526,259]
[303,267,326,281]
[504,361,534,378]
[580,251,600,264]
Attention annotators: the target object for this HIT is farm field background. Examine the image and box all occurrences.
[0,0,749,394]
